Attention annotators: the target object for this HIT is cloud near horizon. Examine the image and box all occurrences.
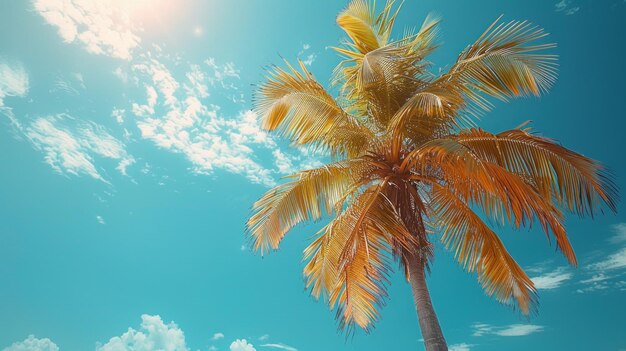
[2,336,59,351]
[1,315,295,351]
[472,323,544,337]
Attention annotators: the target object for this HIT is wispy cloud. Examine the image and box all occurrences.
[588,247,626,271]
[555,0,580,15]
[0,59,29,128]
[260,343,298,351]
[609,223,626,244]
[577,223,626,293]
[129,53,319,187]
[530,266,573,290]
[33,0,141,59]
[298,44,316,66]
[49,73,85,96]
[22,114,134,182]
[2,335,59,351]
[96,215,106,225]
[0,60,29,108]
[212,332,225,341]
[472,323,544,337]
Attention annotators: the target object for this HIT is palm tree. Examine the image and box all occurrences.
[246,1,618,350]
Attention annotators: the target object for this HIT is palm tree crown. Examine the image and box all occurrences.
[247,0,618,335]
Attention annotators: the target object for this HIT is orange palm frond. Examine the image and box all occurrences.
[304,183,416,331]
[456,128,619,216]
[428,182,538,314]
[406,138,576,265]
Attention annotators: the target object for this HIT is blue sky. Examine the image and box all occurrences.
[1,0,625,350]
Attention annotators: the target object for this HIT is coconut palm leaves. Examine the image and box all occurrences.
[247,0,617,333]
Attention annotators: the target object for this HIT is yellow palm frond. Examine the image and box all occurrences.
[336,0,400,54]
[255,60,374,156]
[388,84,466,144]
[334,43,429,127]
[333,12,440,127]
[441,17,557,111]
[428,182,537,314]
[456,128,618,216]
[248,160,373,254]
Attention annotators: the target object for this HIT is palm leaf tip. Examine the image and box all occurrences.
[448,16,558,104]
[337,0,401,54]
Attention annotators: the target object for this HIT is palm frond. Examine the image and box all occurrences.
[406,138,576,264]
[255,60,374,156]
[333,11,440,127]
[456,128,618,216]
[303,183,415,331]
[440,17,558,111]
[248,160,373,254]
[388,84,466,144]
[428,182,537,314]
[334,43,430,127]
[336,0,400,54]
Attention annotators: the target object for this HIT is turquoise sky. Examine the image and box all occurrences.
[1,1,625,351]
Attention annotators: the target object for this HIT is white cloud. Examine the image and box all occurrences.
[204,58,240,88]
[96,215,106,225]
[2,335,59,351]
[448,343,472,351]
[576,223,626,293]
[132,85,159,118]
[258,335,269,342]
[273,149,295,174]
[530,267,572,290]
[111,108,125,124]
[472,323,544,337]
[302,54,316,66]
[130,56,284,186]
[609,223,626,244]
[230,340,255,351]
[33,0,141,59]
[555,0,579,15]
[588,247,626,271]
[260,343,297,351]
[23,114,134,182]
[0,60,29,108]
[3,317,293,351]
[49,73,85,96]
[186,64,209,98]
[96,314,188,351]
[298,44,316,66]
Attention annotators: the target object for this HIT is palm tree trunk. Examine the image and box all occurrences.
[407,252,448,351]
